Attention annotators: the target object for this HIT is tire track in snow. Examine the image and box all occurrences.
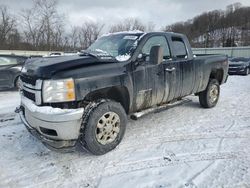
[2,129,249,187]
[103,151,249,177]
[2,128,250,164]
[1,127,250,172]
[0,114,20,128]
[118,130,250,151]
[0,113,17,122]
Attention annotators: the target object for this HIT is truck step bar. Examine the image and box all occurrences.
[130,98,192,120]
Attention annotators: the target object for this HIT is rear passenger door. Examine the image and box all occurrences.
[170,37,195,98]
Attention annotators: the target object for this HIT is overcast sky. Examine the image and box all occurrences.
[1,0,250,31]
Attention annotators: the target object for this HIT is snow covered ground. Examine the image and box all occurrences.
[0,75,250,188]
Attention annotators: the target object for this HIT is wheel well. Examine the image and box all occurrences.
[209,69,224,84]
[83,86,130,114]
[13,75,20,87]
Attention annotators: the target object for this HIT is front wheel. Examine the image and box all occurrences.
[199,79,220,108]
[79,100,127,155]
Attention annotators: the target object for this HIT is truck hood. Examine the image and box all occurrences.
[22,55,117,78]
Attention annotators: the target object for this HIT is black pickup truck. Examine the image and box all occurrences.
[17,31,228,155]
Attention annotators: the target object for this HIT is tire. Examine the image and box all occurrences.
[244,68,249,76]
[199,79,220,108]
[79,99,127,155]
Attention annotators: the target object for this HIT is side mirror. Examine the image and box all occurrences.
[149,46,163,65]
[138,54,143,59]
[137,53,147,62]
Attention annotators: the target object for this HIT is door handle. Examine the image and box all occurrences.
[165,67,176,72]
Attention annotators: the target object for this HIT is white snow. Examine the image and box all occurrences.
[0,90,20,115]
[21,95,83,115]
[115,54,131,61]
[95,49,109,54]
[101,30,144,37]
[0,75,250,188]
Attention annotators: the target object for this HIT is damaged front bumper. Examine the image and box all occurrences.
[17,96,84,151]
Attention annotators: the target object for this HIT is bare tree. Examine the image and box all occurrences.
[0,6,16,49]
[109,18,146,33]
[78,21,104,49]
[165,3,250,47]
[21,8,43,49]
[68,26,80,50]
[146,21,155,32]
[21,0,65,50]
[1,2,250,50]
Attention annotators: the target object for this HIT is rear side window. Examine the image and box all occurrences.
[172,37,187,59]
[0,57,18,66]
[142,36,171,59]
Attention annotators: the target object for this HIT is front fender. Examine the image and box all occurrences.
[75,72,124,101]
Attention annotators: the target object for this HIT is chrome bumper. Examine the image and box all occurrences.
[20,79,43,105]
[18,96,84,149]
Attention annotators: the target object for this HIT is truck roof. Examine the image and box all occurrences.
[101,31,185,39]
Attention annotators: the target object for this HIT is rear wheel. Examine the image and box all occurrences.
[79,100,127,155]
[199,79,220,108]
[244,68,249,75]
[14,76,21,90]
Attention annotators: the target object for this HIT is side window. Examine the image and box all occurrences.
[142,36,171,59]
[0,57,18,66]
[172,37,187,59]
[18,57,27,64]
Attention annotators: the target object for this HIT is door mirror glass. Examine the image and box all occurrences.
[137,53,148,62]
[149,46,163,65]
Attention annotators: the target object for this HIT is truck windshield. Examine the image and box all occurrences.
[87,34,142,61]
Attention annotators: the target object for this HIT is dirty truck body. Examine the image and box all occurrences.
[18,32,228,155]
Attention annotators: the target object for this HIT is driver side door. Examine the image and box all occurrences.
[141,35,172,106]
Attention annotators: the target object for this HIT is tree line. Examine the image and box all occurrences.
[0,0,250,51]
[165,2,250,47]
[0,0,154,51]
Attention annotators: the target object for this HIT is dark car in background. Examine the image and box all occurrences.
[228,57,250,75]
[0,55,28,89]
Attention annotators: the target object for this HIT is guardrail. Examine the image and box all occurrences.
[192,46,250,58]
[0,50,63,56]
[1,47,250,58]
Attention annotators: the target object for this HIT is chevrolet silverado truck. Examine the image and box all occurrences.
[17,31,229,155]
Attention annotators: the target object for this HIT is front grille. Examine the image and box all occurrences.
[20,75,37,86]
[21,78,42,105]
[23,90,36,102]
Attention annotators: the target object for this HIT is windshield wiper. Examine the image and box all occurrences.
[79,50,116,61]
[79,50,98,58]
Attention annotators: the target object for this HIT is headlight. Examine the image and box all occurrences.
[42,78,75,103]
